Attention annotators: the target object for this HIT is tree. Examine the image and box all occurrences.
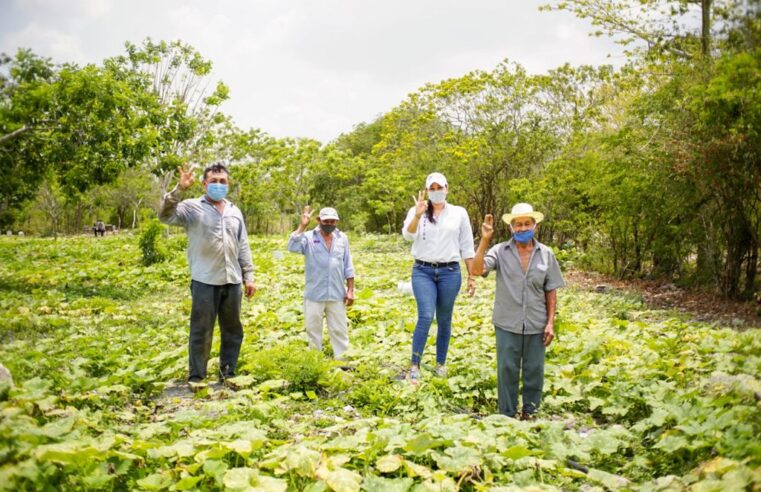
[0,49,162,229]
[108,39,231,189]
[540,0,716,59]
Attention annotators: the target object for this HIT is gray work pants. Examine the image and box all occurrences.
[495,327,545,417]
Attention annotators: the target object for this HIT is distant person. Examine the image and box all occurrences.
[472,203,564,420]
[95,220,106,237]
[159,162,256,387]
[402,172,476,383]
[288,206,355,359]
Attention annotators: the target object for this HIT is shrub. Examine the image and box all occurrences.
[139,219,168,265]
[243,341,330,392]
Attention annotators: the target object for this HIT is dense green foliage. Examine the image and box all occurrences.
[2,1,759,300]
[0,234,759,490]
[139,220,169,266]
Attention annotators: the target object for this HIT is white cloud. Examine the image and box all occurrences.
[15,0,113,19]
[2,22,87,63]
[2,0,626,142]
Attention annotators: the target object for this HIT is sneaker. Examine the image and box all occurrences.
[519,412,536,421]
[434,365,447,378]
[409,366,422,384]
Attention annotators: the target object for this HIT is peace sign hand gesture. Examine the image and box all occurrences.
[178,163,197,191]
[299,205,315,231]
[481,214,494,240]
[413,190,428,218]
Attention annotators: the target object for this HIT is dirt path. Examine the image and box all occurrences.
[565,269,761,329]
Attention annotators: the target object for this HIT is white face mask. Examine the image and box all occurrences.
[428,190,447,204]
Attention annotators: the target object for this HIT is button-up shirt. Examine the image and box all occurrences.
[159,186,254,286]
[482,239,564,335]
[402,204,475,262]
[287,227,355,302]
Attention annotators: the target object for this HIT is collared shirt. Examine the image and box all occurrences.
[482,239,565,335]
[287,227,355,302]
[158,186,254,286]
[402,204,475,262]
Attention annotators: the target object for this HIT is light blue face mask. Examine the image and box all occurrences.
[206,183,228,201]
[513,228,535,244]
[428,190,447,204]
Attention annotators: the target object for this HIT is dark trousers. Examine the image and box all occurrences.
[495,328,545,417]
[189,280,243,381]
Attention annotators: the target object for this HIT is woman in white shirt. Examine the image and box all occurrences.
[402,172,476,382]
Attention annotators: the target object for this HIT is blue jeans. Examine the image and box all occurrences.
[411,263,462,366]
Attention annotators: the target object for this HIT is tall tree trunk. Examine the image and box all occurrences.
[701,0,712,56]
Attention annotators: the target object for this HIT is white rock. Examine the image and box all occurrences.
[397,281,413,296]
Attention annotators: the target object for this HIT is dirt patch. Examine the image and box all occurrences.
[565,269,761,329]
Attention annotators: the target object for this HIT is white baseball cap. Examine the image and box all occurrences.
[318,207,340,221]
[425,172,448,189]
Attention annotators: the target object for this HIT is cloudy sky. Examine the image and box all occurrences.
[1,0,625,143]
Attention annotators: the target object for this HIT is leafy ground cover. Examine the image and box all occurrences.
[0,234,760,491]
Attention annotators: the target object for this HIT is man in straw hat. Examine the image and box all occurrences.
[288,205,355,359]
[472,203,564,420]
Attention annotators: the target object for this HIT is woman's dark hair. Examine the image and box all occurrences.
[203,162,229,181]
[425,199,435,224]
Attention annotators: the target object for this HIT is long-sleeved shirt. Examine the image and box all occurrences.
[287,227,355,302]
[481,239,564,335]
[158,186,254,286]
[402,204,475,262]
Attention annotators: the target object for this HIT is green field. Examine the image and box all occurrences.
[1,234,760,491]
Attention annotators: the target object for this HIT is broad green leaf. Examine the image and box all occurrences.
[35,442,101,466]
[223,467,257,490]
[318,467,362,492]
[433,446,481,474]
[175,475,203,490]
[501,445,533,460]
[375,454,403,473]
[587,468,629,491]
[403,433,441,454]
[362,474,414,492]
[135,472,172,490]
[283,446,321,477]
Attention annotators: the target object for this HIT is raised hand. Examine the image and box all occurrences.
[178,163,197,191]
[481,214,494,240]
[299,205,315,229]
[413,190,428,218]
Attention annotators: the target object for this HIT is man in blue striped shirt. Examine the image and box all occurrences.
[288,206,355,358]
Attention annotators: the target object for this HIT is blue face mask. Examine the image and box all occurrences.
[513,228,535,244]
[206,183,228,201]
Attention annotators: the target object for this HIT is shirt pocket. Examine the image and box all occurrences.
[331,241,346,261]
[529,265,548,289]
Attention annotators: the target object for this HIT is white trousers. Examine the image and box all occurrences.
[304,299,349,358]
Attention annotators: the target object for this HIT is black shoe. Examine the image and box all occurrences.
[188,378,206,393]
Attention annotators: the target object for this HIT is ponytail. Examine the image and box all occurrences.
[425,199,436,224]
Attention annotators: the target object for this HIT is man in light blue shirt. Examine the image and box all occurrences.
[288,206,355,358]
[159,163,255,386]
